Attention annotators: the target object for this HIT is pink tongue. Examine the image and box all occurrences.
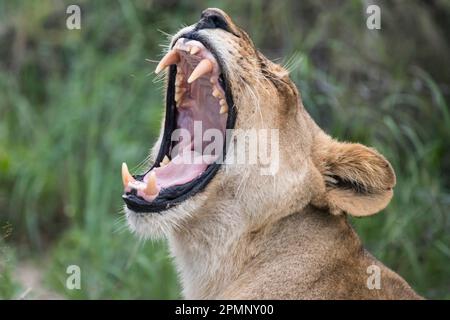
[144,151,209,189]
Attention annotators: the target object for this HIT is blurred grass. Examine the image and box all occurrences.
[0,0,449,299]
[0,238,19,299]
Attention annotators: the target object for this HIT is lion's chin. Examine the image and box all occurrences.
[125,207,175,240]
[125,192,206,239]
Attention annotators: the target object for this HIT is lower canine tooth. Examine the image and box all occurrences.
[145,172,158,196]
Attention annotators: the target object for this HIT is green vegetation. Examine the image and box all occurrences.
[0,0,449,299]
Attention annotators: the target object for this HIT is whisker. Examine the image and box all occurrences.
[157,29,173,38]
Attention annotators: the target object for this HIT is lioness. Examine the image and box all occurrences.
[122,8,422,299]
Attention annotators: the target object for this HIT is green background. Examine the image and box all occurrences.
[0,0,449,299]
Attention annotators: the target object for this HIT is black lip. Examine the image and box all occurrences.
[122,32,237,213]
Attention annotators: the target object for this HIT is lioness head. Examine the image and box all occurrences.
[123,8,396,238]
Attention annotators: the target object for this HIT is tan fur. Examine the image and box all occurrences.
[126,8,422,299]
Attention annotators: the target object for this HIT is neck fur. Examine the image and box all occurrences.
[167,205,357,299]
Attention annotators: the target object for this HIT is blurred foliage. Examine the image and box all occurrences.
[0,0,449,299]
[0,238,19,299]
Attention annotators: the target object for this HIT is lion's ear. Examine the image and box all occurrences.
[314,136,396,217]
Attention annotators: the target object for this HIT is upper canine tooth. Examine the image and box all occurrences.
[145,172,158,196]
[188,59,213,83]
[155,50,180,74]
[121,162,135,188]
[190,46,200,55]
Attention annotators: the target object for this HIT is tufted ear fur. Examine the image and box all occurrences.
[257,52,290,79]
[313,134,396,217]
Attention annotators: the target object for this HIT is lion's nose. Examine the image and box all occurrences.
[195,8,229,31]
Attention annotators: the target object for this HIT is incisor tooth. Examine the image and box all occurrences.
[155,50,180,74]
[190,46,200,55]
[188,59,213,83]
[160,155,170,167]
[121,162,135,188]
[145,172,158,195]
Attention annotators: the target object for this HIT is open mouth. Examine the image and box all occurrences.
[122,33,236,212]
